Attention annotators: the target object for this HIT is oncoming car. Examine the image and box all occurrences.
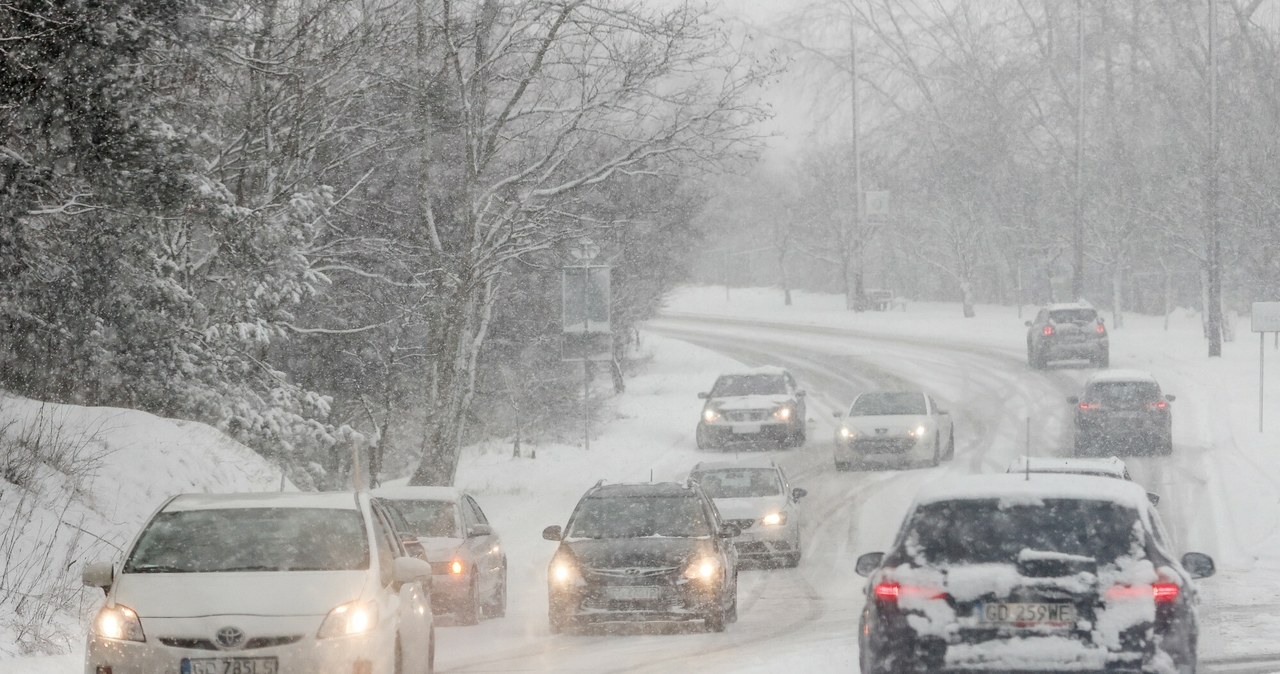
[855,474,1214,674]
[542,481,739,633]
[689,461,807,567]
[82,491,435,674]
[696,367,806,449]
[374,486,507,625]
[834,391,954,470]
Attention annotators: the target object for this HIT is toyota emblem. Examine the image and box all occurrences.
[623,568,642,575]
[214,626,245,649]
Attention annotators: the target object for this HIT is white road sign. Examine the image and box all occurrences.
[1252,302,1280,332]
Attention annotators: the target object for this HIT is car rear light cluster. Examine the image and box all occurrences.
[1042,325,1055,337]
[873,582,949,605]
[1095,323,1106,334]
[1146,401,1169,411]
[1078,402,1100,411]
[1152,582,1180,603]
[1105,582,1180,603]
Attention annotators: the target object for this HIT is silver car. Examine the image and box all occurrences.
[374,486,507,625]
[689,461,807,567]
[834,391,955,470]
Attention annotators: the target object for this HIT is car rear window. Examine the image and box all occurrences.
[384,500,459,538]
[692,468,782,498]
[123,508,369,573]
[1088,381,1161,405]
[1049,309,1098,323]
[900,499,1141,565]
[851,392,926,416]
[712,374,786,396]
[567,496,712,539]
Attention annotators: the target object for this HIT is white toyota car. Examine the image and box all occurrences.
[82,491,435,674]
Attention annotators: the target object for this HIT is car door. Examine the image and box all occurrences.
[370,505,432,671]
[928,395,952,440]
[461,495,501,598]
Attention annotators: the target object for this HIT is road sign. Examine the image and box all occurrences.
[864,190,891,220]
[562,266,611,334]
[1252,302,1280,332]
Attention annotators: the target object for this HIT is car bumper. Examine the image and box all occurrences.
[85,628,397,674]
[1042,340,1107,360]
[835,437,925,463]
[730,523,798,560]
[702,421,795,443]
[549,581,723,624]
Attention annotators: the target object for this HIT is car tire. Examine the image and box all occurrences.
[696,423,716,451]
[1095,349,1110,368]
[1028,345,1044,370]
[781,552,801,568]
[1159,434,1174,456]
[426,627,436,674]
[726,580,739,623]
[485,564,507,618]
[549,606,573,634]
[394,636,404,674]
[457,574,481,625]
[790,426,806,448]
[930,434,941,467]
[946,429,956,460]
[1074,430,1091,457]
[704,607,726,632]
[835,460,850,472]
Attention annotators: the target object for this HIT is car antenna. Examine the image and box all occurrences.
[1025,417,1031,481]
[650,468,654,483]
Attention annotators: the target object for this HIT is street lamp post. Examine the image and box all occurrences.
[568,239,603,451]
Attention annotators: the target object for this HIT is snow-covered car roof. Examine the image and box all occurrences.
[1085,369,1159,385]
[165,491,361,512]
[371,485,463,502]
[591,482,694,498]
[913,473,1150,510]
[715,366,789,377]
[691,459,778,472]
[1006,456,1130,480]
[1043,301,1096,312]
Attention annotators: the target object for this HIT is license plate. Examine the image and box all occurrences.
[605,586,663,601]
[182,657,279,674]
[732,423,761,434]
[980,602,1076,626]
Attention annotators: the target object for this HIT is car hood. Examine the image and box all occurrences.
[417,536,464,563]
[845,414,929,434]
[562,537,711,569]
[711,395,791,411]
[713,496,788,521]
[113,570,369,618]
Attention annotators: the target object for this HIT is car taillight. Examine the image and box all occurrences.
[1146,401,1168,411]
[873,582,900,603]
[1042,325,1055,337]
[1106,583,1181,603]
[873,581,948,605]
[1095,323,1106,334]
[1078,402,1099,411]
[1153,582,1180,604]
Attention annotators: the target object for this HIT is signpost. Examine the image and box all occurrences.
[1251,302,1280,432]
[563,240,610,450]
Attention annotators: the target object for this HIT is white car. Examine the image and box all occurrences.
[82,492,435,674]
[696,367,807,449]
[1007,455,1160,505]
[834,391,954,470]
[373,486,507,625]
[689,461,807,567]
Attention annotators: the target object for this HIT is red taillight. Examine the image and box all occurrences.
[1042,325,1055,336]
[873,581,948,605]
[1153,582,1180,604]
[1095,323,1106,334]
[1078,402,1099,411]
[874,582,900,603]
[1147,400,1168,411]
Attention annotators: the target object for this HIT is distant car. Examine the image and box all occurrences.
[864,289,895,311]
[1006,455,1160,505]
[1069,370,1175,456]
[1026,302,1109,369]
[855,474,1215,674]
[696,367,807,450]
[83,492,436,674]
[833,391,954,470]
[374,486,507,625]
[542,481,739,633]
[689,461,807,567]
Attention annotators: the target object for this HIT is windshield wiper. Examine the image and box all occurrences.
[128,564,189,573]
[216,565,282,572]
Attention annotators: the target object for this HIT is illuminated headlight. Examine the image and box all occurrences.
[317,600,378,639]
[550,557,582,585]
[92,605,145,642]
[761,512,787,527]
[773,406,793,421]
[839,426,855,439]
[702,408,721,423]
[908,425,927,438]
[683,557,720,582]
[449,560,465,575]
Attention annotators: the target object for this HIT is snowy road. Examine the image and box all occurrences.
[430,312,1280,673]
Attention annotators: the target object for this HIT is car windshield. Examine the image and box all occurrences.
[1089,382,1161,405]
[385,500,459,538]
[851,392,926,416]
[567,496,712,539]
[1049,309,1098,323]
[712,374,786,397]
[901,499,1141,565]
[123,508,369,573]
[693,468,782,498]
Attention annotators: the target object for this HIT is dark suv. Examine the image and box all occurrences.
[1069,370,1176,456]
[542,481,740,633]
[856,474,1214,674]
[1026,303,1109,369]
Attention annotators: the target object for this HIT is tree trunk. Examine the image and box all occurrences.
[1111,264,1125,329]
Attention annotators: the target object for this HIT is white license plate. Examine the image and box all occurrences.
[731,423,761,434]
[182,657,279,674]
[605,586,663,601]
[980,602,1076,626]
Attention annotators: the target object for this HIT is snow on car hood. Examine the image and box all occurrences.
[845,414,929,434]
[113,569,369,618]
[713,496,788,522]
[711,395,791,411]
[563,537,709,569]
[418,536,463,563]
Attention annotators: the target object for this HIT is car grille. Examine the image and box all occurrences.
[158,635,302,651]
[726,519,755,531]
[724,409,770,422]
[585,566,681,582]
[853,437,915,453]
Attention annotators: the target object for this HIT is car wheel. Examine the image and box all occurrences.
[726,580,739,623]
[485,564,507,618]
[1073,431,1091,457]
[394,636,404,674]
[457,574,481,625]
[696,423,715,450]
[781,552,801,568]
[1095,349,1110,368]
[426,627,436,674]
[946,429,955,460]
[549,605,574,634]
[1028,345,1043,370]
[791,425,806,448]
[1159,434,1174,456]
[704,607,726,632]
[930,434,941,467]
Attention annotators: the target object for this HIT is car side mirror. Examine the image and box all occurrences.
[1066,396,1080,405]
[1146,492,1161,507]
[697,392,709,399]
[855,552,884,577]
[832,410,843,418]
[82,561,114,593]
[542,525,563,541]
[1181,552,1215,579]
[401,536,427,560]
[718,523,741,539]
[1165,394,1176,402]
[792,487,807,502]
[795,390,806,398]
[1024,320,1033,327]
[393,557,433,587]
[468,523,493,538]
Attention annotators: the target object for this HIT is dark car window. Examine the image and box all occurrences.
[1088,381,1161,405]
[851,392,927,416]
[465,496,490,525]
[692,468,782,498]
[567,496,713,539]
[370,509,399,584]
[712,374,787,397]
[124,508,369,573]
[1049,309,1098,323]
[900,499,1141,565]
[386,500,460,538]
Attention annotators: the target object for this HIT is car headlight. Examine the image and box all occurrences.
[317,600,378,639]
[683,557,721,582]
[702,408,721,423]
[93,605,146,642]
[908,425,927,438]
[761,512,787,526]
[550,557,582,586]
[839,426,855,439]
[449,559,465,575]
[773,406,793,421]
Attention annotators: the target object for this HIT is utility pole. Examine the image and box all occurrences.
[1206,0,1223,357]
[848,19,865,312]
[1071,0,1086,301]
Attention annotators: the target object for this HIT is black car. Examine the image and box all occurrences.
[542,481,740,633]
[1026,303,1109,369]
[856,474,1214,674]
[1069,370,1175,456]
[696,367,807,449]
